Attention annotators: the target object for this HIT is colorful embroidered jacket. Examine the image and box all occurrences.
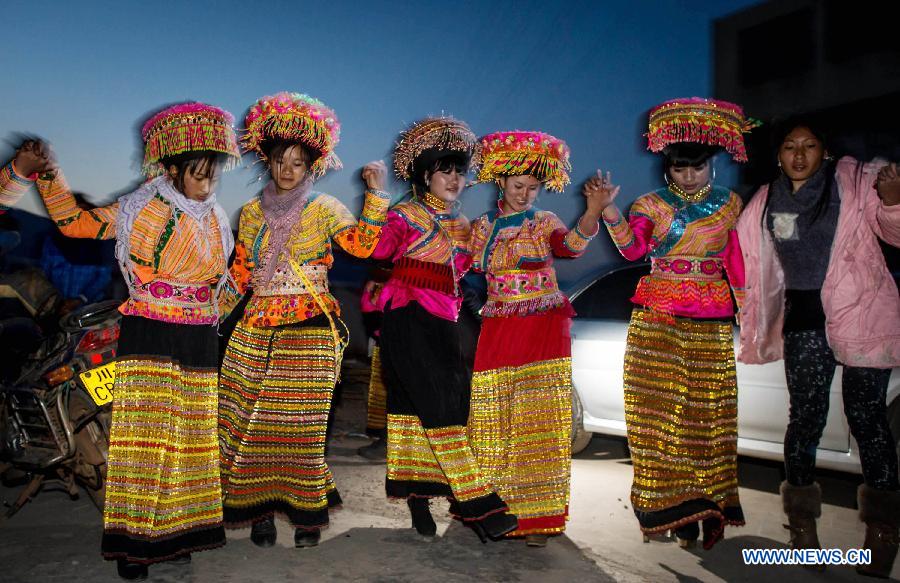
[469,207,596,318]
[0,162,34,214]
[223,189,390,328]
[37,170,228,325]
[603,185,745,319]
[371,198,471,322]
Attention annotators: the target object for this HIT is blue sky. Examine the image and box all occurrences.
[1,0,759,284]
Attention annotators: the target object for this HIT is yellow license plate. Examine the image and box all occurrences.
[78,363,116,406]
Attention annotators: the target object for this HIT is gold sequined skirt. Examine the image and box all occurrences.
[624,308,743,533]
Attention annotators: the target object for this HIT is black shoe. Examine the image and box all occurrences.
[251,516,277,548]
[471,512,518,543]
[702,517,724,550]
[357,437,387,461]
[674,521,699,548]
[166,553,191,565]
[407,497,437,537]
[116,559,148,581]
[294,528,321,548]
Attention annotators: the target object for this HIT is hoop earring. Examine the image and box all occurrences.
[711,166,716,184]
[663,172,670,185]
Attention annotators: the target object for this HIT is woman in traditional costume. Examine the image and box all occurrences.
[594,98,752,549]
[217,92,390,549]
[33,102,240,579]
[737,119,900,577]
[371,116,518,541]
[466,131,603,547]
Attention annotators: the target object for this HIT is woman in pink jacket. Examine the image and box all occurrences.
[737,118,900,578]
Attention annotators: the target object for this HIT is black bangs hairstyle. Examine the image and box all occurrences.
[762,116,835,225]
[161,150,227,194]
[261,138,319,169]
[411,150,468,195]
[662,142,719,171]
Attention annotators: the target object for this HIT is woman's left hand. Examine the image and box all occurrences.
[362,160,388,192]
[876,162,900,206]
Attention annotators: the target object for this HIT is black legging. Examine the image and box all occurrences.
[783,329,898,491]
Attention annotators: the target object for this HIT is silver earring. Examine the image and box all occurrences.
[664,173,670,185]
[711,166,716,183]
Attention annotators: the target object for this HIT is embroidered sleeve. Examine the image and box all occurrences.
[328,189,391,259]
[0,162,34,213]
[220,206,257,316]
[36,169,118,239]
[371,209,409,261]
[721,228,746,313]
[468,215,490,272]
[602,202,654,261]
[546,211,598,258]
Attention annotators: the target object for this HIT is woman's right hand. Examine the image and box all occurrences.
[14,140,55,177]
[583,169,620,213]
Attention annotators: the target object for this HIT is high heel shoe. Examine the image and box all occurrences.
[470,512,518,543]
[251,516,277,548]
[116,559,148,581]
[674,522,699,549]
[407,497,437,537]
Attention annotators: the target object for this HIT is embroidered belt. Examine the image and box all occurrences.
[486,268,559,302]
[125,278,219,324]
[650,256,724,281]
[131,278,215,306]
[391,256,454,294]
[254,263,330,297]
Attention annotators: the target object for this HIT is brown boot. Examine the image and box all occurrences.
[857,485,900,579]
[780,481,825,571]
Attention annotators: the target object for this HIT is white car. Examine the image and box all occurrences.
[567,263,900,474]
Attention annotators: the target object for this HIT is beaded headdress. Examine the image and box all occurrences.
[472,131,572,192]
[647,97,758,163]
[393,116,476,182]
[242,92,342,178]
[141,102,241,177]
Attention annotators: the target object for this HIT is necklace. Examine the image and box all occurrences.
[422,191,451,212]
[668,182,712,203]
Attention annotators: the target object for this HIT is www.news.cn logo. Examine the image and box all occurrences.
[742,548,871,566]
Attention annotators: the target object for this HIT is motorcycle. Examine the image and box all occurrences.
[0,299,120,519]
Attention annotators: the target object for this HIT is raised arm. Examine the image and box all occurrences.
[37,168,118,239]
[330,161,391,258]
[1,141,56,213]
[873,161,900,247]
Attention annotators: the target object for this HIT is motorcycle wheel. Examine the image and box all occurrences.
[67,390,108,512]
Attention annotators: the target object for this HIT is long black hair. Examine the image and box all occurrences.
[410,149,468,196]
[761,116,835,225]
[161,150,227,194]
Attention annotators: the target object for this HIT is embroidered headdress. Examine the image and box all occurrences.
[472,131,571,192]
[141,102,241,177]
[393,116,476,183]
[242,91,342,178]
[647,97,758,163]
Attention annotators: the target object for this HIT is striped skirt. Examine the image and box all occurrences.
[624,308,744,539]
[101,316,225,564]
[380,302,507,520]
[365,344,387,435]
[218,315,342,529]
[468,310,573,537]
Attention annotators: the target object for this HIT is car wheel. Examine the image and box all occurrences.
[571,387,593,455]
